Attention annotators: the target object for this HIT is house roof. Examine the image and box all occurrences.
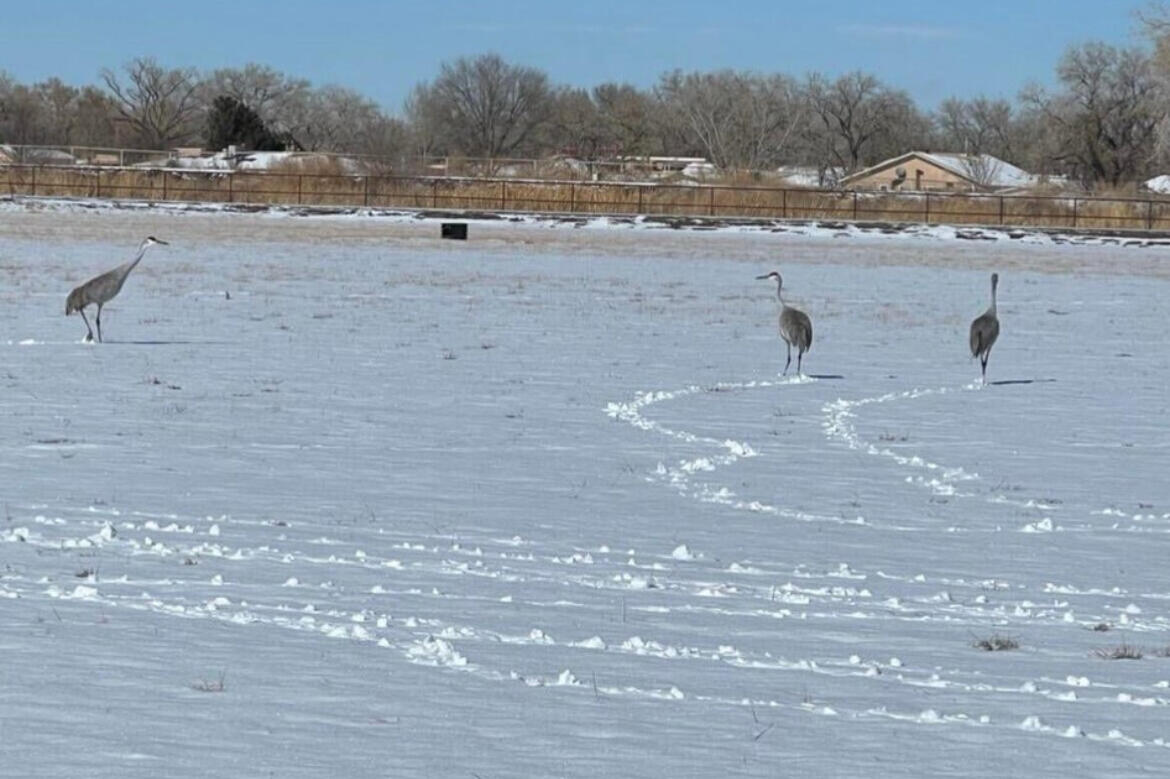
[1144,174,1170,194]
[840,151,1034,189]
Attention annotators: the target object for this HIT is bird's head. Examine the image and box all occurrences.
[145,236,169,247]
[756,271,782,285]
[991,272,999,288]
[65,287,83,316]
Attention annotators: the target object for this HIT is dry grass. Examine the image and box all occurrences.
[4,164,1170,230]
[1093,643,1144,660]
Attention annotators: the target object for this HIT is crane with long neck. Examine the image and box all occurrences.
[969,272,1001,382]
[65,236,168,342]
[757,270,813,376]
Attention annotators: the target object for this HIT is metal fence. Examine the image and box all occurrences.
[4,163,1170,231]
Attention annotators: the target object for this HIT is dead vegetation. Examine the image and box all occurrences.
[971,633,1020,652]
[191,671,227,692]
[1093,643,1144,660]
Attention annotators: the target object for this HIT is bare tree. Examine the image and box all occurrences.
[655,70,802,171]
[1136,2,1170,171]
[407,53,552,158]
[402,86,443,159]
[803,71,928,175]
[545,87,611,159]
[935,96,1020,160]
[592,82,661,156]
[0,74,117,147]
[1139,1,1170,73]
[283,85,392,153]
[958,154,1005,188]
[0,76,47,145]
[203,64,310,137]
[101,58,203,148]
[1021,42,1163,186]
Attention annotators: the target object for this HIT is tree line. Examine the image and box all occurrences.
[4,9,1170,188]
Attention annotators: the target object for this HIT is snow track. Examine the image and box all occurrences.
[7,498,1170,753]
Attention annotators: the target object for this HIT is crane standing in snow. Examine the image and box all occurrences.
[969,272,1001,382]
[65,236,168,343]
[757,270,813,376]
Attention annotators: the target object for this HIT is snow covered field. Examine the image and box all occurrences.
[2,202,1170,777]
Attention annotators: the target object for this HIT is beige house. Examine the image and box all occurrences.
[840,151,1035,193]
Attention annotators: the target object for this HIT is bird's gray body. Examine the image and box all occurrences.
[780,306,813,355]
[757,271,813,375]
[65,237,166,342]
[969,272,1000,381]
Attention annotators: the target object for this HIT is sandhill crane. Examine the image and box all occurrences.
[757,270,813,375]
[969,272,1000,382]
[65,236,167,342]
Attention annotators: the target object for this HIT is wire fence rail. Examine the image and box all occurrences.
[4,163,1170,231]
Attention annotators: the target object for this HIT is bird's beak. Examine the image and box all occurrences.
[755,274,769,280]
[156,239,170,245]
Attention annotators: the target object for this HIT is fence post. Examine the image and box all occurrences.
[570,182,576,213]
[924,193,930,223]
[501,181,506,210]
[297,175,303,205]
[31,166,36,196]
[228,173,234,203]
[852,191,858,220]
[95,170,101,198]
[637,185,643,214]
[162,170,167,201]
[709,186,715,216]
[1072,198,1078,228]
[363,175,369,207]
[1148,199,1154,230]
[999,195,1004,225]
[782,188,787,219]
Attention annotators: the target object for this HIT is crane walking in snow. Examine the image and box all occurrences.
[969,272,1001,382]
[65,236,168,342]
[757,270,813,375]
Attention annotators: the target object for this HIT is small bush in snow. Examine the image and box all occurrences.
[191,672,226,692]
[1093,643,1143,660]
[972,633,1020,652]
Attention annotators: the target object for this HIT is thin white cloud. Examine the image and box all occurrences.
[451,23,655,35]
[840,23,962,40]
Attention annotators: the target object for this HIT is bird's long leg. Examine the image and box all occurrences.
[96,303,103,343]
[783,342,792,375]
[797,350,803,376]
[78,308,94,342]
[980,355,988,383]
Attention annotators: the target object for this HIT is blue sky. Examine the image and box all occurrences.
[1,0,1145,113]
